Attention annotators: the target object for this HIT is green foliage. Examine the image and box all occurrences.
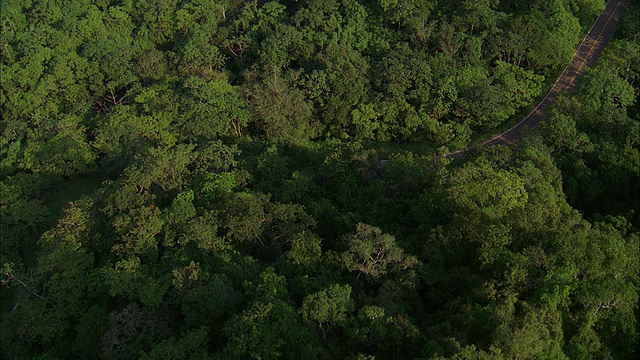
[1,1,637,359]
[0,174,50,264]
[1,198,96,357]
[247,72,319,145]
[342,223,413,279]
[446,157,529,219]
[302,284,353,338]
[287,231,323,266]
[182,75,248,140]
[140,327,210,360]
[223,267,320,359]
[102,257,170,306]
[540,29,640,223]
[100,303,169,360]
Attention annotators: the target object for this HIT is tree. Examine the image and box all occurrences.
[563,222,639,359]
[317,44,370,138]
[92,106,177,171]
[247,71,319,145]
[0,174,50,264]
[302,284,353,339]
[493,60,545,111]
[576,65,636,116]
[525,5,581,72]
[445,157,529,220]
[286,231,323,267]
[464,0,501,36]
[18,114,96,176]
[101,303,169,360]
[181,75,248,140]
[141,327,211,360]
[176,273,243,329]
[341,223,413,280]
[223,267,321,359]
[1,197,96,357]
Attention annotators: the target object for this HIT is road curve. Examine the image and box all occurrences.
[446,0,630,160]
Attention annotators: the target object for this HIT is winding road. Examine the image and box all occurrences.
[446,0,630,159]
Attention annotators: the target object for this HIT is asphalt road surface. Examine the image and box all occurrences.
[446,0,630,160]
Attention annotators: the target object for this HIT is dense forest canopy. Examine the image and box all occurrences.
[1,0,638,359]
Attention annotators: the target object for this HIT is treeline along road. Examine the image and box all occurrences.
[446,0,630,159]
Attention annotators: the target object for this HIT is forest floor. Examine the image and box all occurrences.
[446,0,630,159]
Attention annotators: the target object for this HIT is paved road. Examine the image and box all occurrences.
[446,0,629,159]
